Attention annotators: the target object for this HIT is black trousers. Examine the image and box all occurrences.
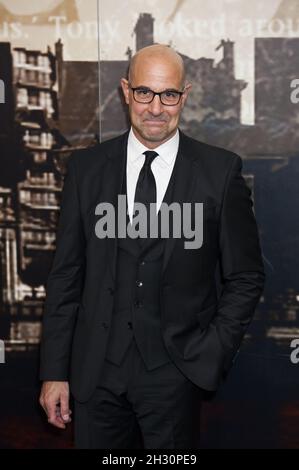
[74,337,203,449]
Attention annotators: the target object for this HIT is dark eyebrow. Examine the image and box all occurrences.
[163,88,181,93]
[134,85,151,90]
[134,86,181,93]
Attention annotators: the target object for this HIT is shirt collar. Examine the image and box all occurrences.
[128,126,179,167]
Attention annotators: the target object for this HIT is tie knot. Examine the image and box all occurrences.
[142,150,159,168]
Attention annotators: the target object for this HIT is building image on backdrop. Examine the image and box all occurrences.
[0,0,298,449]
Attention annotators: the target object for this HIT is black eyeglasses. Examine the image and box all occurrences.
[129,84,185,106]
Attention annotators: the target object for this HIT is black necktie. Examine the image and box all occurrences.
[133,150,159,240]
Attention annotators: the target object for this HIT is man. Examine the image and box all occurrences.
[39,44,265,448]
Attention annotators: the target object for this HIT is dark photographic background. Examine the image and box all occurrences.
[0,0,299,448]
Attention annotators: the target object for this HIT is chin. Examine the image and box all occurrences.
[141,127,169,142]
[144,132,167,143]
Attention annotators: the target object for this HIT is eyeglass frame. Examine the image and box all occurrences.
[128,83,186,106]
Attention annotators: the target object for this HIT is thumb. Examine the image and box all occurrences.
[60,393,70,421]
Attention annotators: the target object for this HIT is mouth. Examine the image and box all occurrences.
[144,120,166,126]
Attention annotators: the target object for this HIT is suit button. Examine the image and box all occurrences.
[134,300,143,308]
[102,321,109,329]
[136,280,143,287]
[127,321,133,329]
[139,260,145,266]
[107,287,114,295]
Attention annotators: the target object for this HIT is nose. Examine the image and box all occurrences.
[147,94,164,116]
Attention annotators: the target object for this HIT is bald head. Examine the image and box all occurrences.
[128,44,186,88]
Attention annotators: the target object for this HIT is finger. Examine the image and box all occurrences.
[47,402,66,429]
[55,406,72,422]
[39,395,47,414]
[55,406,72,416]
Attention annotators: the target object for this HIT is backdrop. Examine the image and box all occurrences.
[0,0,299,449]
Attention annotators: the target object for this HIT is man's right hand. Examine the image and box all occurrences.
[39,381,72,429]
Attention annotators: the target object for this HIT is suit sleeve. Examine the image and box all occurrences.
[39,153,86,381]
[215,154,265,373]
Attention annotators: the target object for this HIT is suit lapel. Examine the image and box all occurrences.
[101,131,129,283]
[161,130,198,275]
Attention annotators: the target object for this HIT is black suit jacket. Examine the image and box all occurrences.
[40,129,265,402]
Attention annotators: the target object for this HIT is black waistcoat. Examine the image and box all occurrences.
[105,151,177,370]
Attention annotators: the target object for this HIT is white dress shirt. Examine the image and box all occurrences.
[126,127,179,224]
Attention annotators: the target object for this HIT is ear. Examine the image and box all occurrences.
[120,78,130,105]
[181,82,192,107]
